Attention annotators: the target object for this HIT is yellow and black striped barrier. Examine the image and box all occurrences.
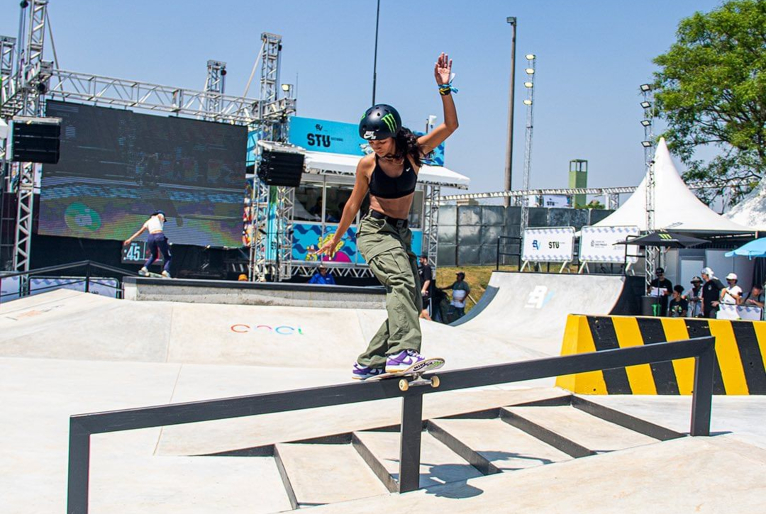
[556,315,766,395]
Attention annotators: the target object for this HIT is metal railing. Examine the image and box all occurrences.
[0,260,137,302]
[67,335,715,513]
[496,235,522,270]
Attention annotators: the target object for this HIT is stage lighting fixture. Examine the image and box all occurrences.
[523,99,533,105]
[641,141,653,148]
[524,81,533,88]
[640,101,651,109]
[281,84,291,92]
[525,68,535,75]
[525,54,536,60]
[641,120,651,127]
[640,84,652,92]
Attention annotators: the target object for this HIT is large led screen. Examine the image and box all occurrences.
[39,101,247,247]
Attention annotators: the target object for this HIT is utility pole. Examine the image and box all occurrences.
[372,0,381,105]
[503,17,517,208]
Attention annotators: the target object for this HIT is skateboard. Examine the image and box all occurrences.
[366,358,445,391]
[139,271,169,279]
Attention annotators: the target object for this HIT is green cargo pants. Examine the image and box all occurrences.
[355,214,422,368]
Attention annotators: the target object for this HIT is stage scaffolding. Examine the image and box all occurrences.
[0,0,296,276]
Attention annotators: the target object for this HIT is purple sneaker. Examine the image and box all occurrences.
[352,362,385,380]
[385,349,427,374]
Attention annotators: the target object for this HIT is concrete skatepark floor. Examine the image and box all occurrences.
[1,275,765,513]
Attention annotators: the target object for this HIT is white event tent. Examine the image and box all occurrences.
[595,138,750,233]
[724,178,766,231]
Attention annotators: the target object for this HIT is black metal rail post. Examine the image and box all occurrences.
[67,420,91,514]
[496,237,501,271]
[84,263,91,293]
[399,393,424,493]
[690,343,715,436]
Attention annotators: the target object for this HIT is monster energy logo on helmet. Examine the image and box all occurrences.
[358,104,402,140]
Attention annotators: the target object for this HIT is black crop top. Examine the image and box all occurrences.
[368,156,417,199]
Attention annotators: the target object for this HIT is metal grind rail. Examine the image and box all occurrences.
[67,336,716,513]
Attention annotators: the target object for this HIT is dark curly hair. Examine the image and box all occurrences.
[392,127,424,168]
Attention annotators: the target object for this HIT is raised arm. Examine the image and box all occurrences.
[418,52,459,156]
[314,158,371,258]
[124,221,148,245]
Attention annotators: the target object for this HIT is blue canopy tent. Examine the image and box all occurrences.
[725,238,766,259]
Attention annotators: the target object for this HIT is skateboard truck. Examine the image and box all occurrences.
[398,374,440,392]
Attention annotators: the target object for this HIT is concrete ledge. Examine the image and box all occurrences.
[123,277,386,309]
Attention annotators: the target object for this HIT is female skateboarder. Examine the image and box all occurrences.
[315,53,459,379]
[124,211,172,278]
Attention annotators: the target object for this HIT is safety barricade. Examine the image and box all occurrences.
[556,314,766,395]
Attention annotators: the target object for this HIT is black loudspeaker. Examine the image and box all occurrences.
[258,150,305,187]
[12,122,61,164]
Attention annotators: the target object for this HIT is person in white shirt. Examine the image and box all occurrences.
[124,210,172,278]
[720,272,742,305]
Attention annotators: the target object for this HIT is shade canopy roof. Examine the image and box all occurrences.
[595,138,750,233]
[620,231,708,248]
[724,237,766,259]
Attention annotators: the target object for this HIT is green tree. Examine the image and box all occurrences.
[652,0,766,204]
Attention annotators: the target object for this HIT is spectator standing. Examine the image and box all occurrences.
[720,273,742,306]
[701,267,724,318]
[446,271,471,320]
[418,254,433,320]
[309,264,336,285]
[648,267,673,316]
[668,285,689,317]
[686,276,703,318]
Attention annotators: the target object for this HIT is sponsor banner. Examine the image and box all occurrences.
[287,116,447,164]
[288,117,367,156]
[580,226,640,264]
[522,227,575,262]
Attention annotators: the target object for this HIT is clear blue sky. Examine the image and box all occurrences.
[0,0,724,195]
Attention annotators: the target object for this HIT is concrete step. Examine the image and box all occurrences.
[502,405,659,457]
[353,429,483,490]
[428,418,572,474]
[274,442,390,508]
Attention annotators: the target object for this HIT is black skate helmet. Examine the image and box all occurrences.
[359,104,401,140]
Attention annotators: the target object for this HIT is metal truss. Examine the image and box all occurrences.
[292,263,374,279]
[204,59,226,120]
[248,177,270,282]
[423,184,440,268]
[439,180,741,205]
[6,1,49,273]
[440,186,636,203]
[0,36,14,111]
[606,193,620,210]
[259,32,282,140]
[41,69,260,124]
[274,185,295,281]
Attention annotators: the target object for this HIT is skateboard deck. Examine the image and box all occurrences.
[140,271,169,279]
[366,357,445,391]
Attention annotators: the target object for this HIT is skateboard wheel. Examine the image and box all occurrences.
[398,379,409,392]
[430,376,440,388]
